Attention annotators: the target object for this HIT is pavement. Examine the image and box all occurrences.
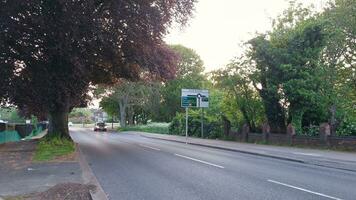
[137,131,356,172]
[0,140,83,197]
[71,127,356,200]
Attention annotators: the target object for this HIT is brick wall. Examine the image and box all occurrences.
[231,123,356,151]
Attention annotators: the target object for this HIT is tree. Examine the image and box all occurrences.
[277,20,327,133]
[68,108,93,124]
[0,0,196,138]
[0,107,25,123]
[211,61,265,131]
[247,3,328,133]
[247,36,287,133]
[320,0,356,135]
[99,97,119,122]
[160,45,206,121]
[100,81,148,127]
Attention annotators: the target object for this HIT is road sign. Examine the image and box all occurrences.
[181,95,197,107]
[181,89,209,108]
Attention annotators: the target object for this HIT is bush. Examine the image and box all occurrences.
[169,110,224,139]
[337,118,356,136]
[118,122,170,134]
[301,125,319,136]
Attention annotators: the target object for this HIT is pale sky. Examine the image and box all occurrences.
[164,0,326,72]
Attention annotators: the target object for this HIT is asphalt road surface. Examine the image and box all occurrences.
[71,128,356,200]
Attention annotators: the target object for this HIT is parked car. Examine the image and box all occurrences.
[94,122,107,132]
[68,122,73,126]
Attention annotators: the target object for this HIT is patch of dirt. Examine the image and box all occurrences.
[50,151,78,162]
[5,183,96,200]
[0,140,37,170]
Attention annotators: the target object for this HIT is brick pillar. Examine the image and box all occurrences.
[286,123,296,145]
[242,124,250,142]
[319,123,331,145]
[262,123,270,143]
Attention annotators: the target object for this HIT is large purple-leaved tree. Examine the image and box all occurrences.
[0,0,196,138]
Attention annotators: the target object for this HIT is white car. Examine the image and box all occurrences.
[68,122,73,126]
[94,122,107,131]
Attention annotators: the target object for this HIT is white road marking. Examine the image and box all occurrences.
[267,179,343,200]
[174,154,225,169]
[293,152,321,157]
[139,144,161,151]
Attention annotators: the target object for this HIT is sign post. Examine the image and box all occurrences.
[181,89,209,141]
[201,108,204,138]
[185,107,188,144]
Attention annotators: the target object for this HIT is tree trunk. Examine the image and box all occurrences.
[291,109,304,135]
[48,111,70,138]
[329,104,337,136]
[127,107,134,125]
[119,103,126,128]
[112,116,114,129]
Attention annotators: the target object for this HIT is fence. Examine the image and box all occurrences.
[0,130,21,144]
[0,123,47,144]
[228,123,356,151]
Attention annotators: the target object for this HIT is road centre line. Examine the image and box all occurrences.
[174,154,225,169]
[267,179,343,200]
[139,144,161,151]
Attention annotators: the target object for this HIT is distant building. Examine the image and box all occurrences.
[92,109,108,122]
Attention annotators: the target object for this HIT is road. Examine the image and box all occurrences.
[71,128,356,200]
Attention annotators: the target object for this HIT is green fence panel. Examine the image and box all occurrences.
[0,130,21,144]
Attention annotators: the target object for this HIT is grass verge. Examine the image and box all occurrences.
[33,136,75,161]
[118,122,170,134]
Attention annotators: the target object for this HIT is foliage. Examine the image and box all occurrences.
[169,110,224,139]
[247,2,333,134]
[0,107,25,123]
[68,108,93,124]
[159,45,206,121]
[211,61,265,131]
[0,0,196,137]
[118,122,170,134]
[34,135,75,161]
[336,118,356,136]
[99,81,152,127]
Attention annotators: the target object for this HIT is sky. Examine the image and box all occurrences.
[164,0,326,72]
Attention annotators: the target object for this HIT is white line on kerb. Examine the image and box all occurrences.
[268,179,343,200]
[174,154,224,169]
[139,144,161,151]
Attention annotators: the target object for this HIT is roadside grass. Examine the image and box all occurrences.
[3,195,29,200]
[118,122,170,134]
[33,135,75,161]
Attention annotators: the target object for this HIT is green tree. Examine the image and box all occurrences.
[0,107,25,123]
[68,108,93,124]
[211,61,265,131]
[320,0,356,135]
[100,81,150,127]
[247,36,287,133]
[247,3,328,133]
[160,45,206,121]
